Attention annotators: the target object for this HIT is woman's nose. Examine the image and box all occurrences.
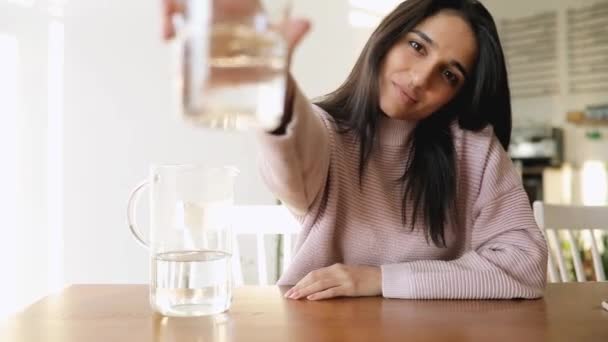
[409,63,434,91]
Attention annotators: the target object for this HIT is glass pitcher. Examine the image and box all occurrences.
[174,0,292,130]
[127,164,238,317]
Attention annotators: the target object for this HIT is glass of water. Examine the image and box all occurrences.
[127,164,238,317]
[175,0,292,130]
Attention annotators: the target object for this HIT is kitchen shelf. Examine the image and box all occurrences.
[566,111,608,126]
[566,118,608,126]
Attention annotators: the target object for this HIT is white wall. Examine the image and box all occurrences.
[63,0,267,284]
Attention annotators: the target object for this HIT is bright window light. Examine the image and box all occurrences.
[581,160,607,206]
[0,32,20,320]
[47,19,65,294]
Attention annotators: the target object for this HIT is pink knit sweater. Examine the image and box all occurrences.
[256,87,548,299]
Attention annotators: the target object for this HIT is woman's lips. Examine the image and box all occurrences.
[392,81,418,105]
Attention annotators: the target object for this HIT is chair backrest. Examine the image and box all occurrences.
[533,201,608,283]
[230,205,300,286]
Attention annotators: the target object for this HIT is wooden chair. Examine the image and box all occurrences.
[533,201,608,282]
[230,205,300,286]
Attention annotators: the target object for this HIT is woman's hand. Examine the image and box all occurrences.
[284,263,382,300]
[161,0,310,59]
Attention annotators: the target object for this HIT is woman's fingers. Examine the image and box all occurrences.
[162,0,310,51]
[283,18,311,56]
[162,0,184,40]
[290,279,337,300]
[284,271,316,298]
[307,287,343,301]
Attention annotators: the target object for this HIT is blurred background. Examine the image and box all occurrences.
[1,0,607,318]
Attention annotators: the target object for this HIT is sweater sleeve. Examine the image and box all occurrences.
[380,135,548,299]
[255,83,331,215]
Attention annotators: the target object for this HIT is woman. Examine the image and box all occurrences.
[163,0,548,300]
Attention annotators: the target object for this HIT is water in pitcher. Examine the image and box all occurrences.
[151,250,232,317]
[183,23,288,130]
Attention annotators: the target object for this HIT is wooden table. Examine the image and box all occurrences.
[1,283,607,342]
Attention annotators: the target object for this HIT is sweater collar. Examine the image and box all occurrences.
[376,114,416,146]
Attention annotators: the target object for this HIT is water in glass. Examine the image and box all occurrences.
[183,22,287,130]
[151,250,232,317]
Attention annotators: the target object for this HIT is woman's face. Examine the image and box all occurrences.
[379,10,478,121]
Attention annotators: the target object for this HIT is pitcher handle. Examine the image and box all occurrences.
[127,180,150,249]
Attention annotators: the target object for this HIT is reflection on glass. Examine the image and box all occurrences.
[153,313,229,342]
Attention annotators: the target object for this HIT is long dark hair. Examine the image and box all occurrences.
[316,0,511,247]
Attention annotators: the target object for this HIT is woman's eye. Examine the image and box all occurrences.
[409,40,423,53]
[443,70,459,85]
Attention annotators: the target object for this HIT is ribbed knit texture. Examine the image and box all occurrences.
[256,87,548,299]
